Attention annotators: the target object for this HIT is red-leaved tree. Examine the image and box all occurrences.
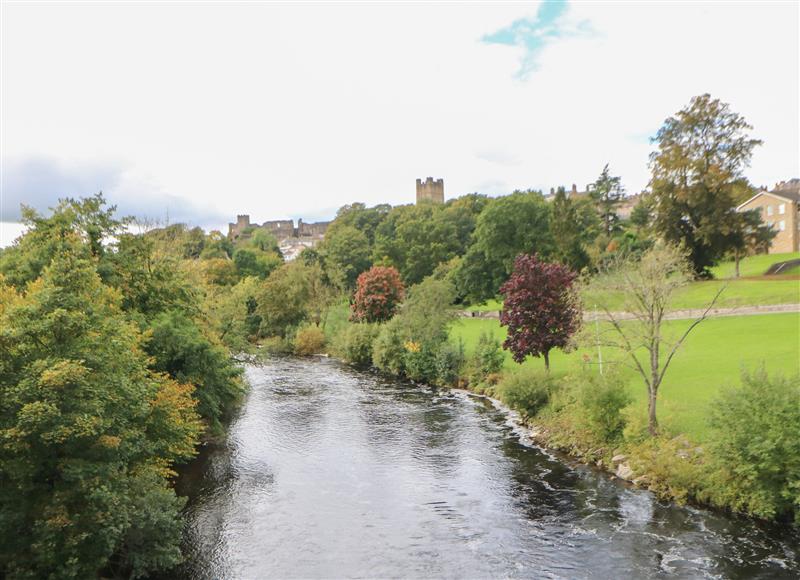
[499,254,581,371]
[350,266,404,323]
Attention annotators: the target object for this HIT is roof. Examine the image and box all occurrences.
[737,189,800,211]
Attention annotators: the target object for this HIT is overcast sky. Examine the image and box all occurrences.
[1,0,798,245]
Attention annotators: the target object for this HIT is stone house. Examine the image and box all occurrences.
[736,179,800,254]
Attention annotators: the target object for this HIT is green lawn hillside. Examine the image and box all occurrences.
[453,252,800,443]
[468,252,800,313]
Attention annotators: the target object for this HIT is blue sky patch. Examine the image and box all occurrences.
[483,0,582,78]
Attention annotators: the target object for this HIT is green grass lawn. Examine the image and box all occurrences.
[450,313,800,442]
[466,252,800,313]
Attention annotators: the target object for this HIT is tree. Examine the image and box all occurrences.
[351,266,405,323]
[456,191,554,303]
[728,209,776,278]
[590,164,625,237]
[0,247,200,578]
[256,262,312,337]
[649,94,762,276]
[591,244,725,435]
[550,187,595,271]
[321,225,372,290]
[499,254,581,371]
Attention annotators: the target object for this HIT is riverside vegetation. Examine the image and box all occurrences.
[0,93,798,578]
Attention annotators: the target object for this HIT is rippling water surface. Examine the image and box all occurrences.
[178,357,799,579]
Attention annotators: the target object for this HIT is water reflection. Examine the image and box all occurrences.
[178,357,799,579]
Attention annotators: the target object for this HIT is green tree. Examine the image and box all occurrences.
[321,225,372,290]
[0,247,200,579]
[589,164,625,237]
[550,187,594,271]
[649,94,762,276]
[257,262,313,336]
[455,191,553,303]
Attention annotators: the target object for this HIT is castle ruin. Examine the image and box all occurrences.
[416,177,444,204]
[227,215,330,260]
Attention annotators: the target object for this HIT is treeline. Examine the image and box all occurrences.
[0,198,243,578]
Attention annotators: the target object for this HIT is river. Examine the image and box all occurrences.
[177,357,799,579]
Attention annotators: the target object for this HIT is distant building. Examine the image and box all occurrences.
[227,214,330,260]
[736,179,800,253]
[416,177,444,204]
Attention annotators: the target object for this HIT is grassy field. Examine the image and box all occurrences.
[450,313,800,441]
[467,252,800,312]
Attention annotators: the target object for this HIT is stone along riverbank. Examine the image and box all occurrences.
[176,357,799,579]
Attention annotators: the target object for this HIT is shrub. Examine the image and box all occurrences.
[404,343,439,383]
[260,335,293,355]
[434,341,465,387]
[372,318,406,376]
[705,370,800,521]
[340,323,379,366]
[578,372,632,442]
[468,331,505,385]
[293,325,326,356]
[498,368,561,420]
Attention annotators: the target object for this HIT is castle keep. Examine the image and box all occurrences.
[416,177,444,204]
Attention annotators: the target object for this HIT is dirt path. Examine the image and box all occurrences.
[461,302,800,321]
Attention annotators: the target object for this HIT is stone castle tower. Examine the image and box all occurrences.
[416,177,444,204]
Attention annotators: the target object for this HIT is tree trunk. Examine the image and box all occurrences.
[734,249,741,279]
[648,387,659,436]
[543,350,550,372]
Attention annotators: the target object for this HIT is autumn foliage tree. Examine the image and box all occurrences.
[350,266,405,323]
[499,254,581,371]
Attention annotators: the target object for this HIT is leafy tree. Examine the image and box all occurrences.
[591,244,724,435]
[232,247,282,280]
[550,187,594,271]
[321,225,372,290]
[589,164,625,237]
[395,276,458,347]
[728,209,776,278]
[0,247,200,578]
[200,230,234,259]
[327,202,391,244]
[649,94,762,276]
[351,265,405,323]
[499,254,581,371]
[257,262,312,336]
[455,191,553,303]
[145,310,244,435]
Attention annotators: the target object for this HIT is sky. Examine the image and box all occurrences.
[1,0,798,246]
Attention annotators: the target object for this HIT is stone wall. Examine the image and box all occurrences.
[416,177,444,204]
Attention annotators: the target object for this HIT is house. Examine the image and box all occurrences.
[736,179,800,253]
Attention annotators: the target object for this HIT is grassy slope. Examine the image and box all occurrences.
[450,313,800,441]
[467,252,800,312]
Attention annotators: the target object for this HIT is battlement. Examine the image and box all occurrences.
[416,177,444,204]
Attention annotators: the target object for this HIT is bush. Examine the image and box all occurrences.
[293,325,326,356]
[372,318,406,376]
[468,331,505,385]
[578,372,632,442]
[498,368,561,420]
[434,341,465,387]
[340,323,379,366]
[260,335,294,355]
[404,343,438,383]
[350,266,404,323]
[705,370,800,521]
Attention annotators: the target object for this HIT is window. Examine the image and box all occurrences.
[779,220,786,231]
[779,203,786,215]
[766,205,773,216]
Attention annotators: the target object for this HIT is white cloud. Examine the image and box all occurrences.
[1,0,797,239]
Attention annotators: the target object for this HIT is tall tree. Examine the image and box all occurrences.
[590,164,625,237]
[551,187,595,271]
[649,94,762,277]
[455,191,554,303]
[591,244,724,435]
[0,247,200,578]
[499,254,581,371]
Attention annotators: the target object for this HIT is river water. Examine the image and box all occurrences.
[178,357,799,579]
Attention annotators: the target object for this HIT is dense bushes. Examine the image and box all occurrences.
[578,373,632,442]
[340,323,379,366]
[468,331,504,385]
[294,325,326,356]
[498,368,560,420]
[705,370,800,521]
